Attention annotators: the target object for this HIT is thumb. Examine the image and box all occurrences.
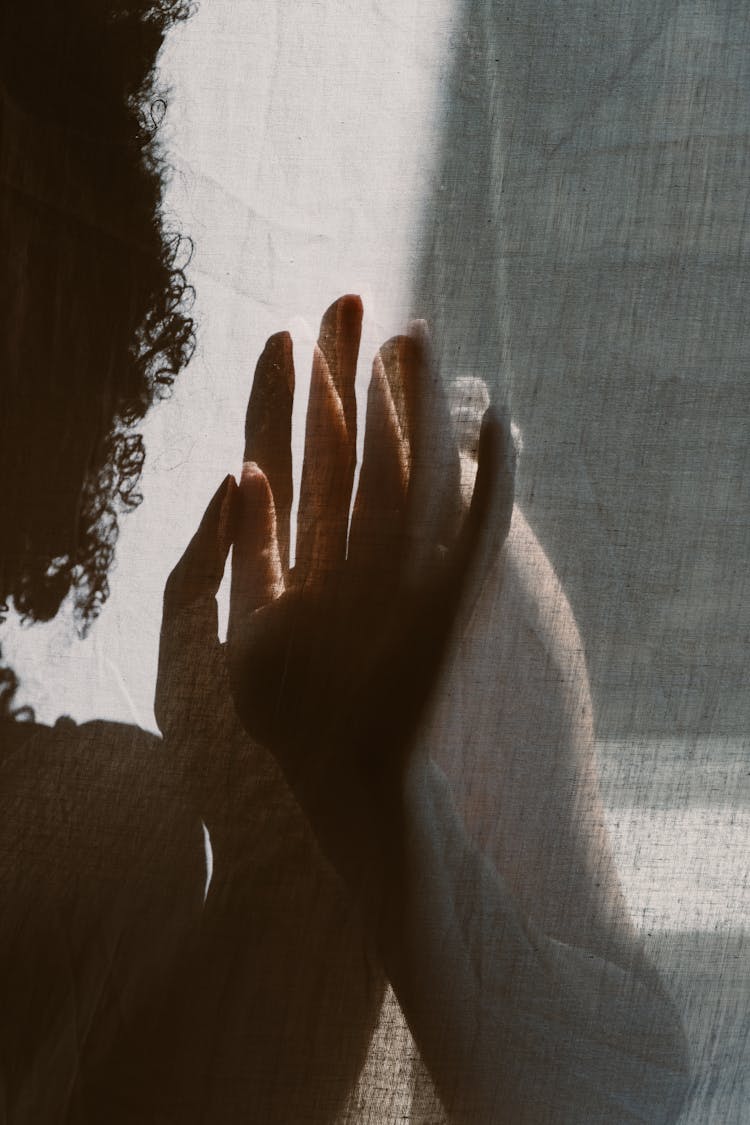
[163,474,237,615]
[156,475,237,739]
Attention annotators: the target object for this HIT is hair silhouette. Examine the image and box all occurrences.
[0,0,195,711]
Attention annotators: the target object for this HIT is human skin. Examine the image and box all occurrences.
[159,296,688,1122]
[154,293,510,1120]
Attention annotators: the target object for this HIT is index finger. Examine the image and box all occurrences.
[244,331,295,574]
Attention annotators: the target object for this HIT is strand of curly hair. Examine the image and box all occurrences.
[0,1,197,716]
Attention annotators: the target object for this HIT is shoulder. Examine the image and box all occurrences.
[0,717,202,891]
[1,716,169,803]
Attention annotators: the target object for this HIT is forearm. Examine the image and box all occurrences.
[376,759,689,1124]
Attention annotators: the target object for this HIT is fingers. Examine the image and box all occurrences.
[157,474,237,740]
[404,321,463,515]
[447,405,515,611]
[348,341,412,581]
[472,404,516,548]
[244,331,295,573]
[317,293,361,440]
[404,321,463,577]
[375,408,510,752]
[294,296,361,584]
[447,375,491,505]
[228,462,284,647]
[163,475,237,615]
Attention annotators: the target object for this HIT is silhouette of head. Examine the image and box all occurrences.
[0,0,193,653]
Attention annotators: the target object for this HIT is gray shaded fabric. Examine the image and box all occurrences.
[411,2,750,1119]
[416,0,750,739]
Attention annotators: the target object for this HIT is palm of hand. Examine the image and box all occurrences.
[161,297,513,887]
[227,299,511,881]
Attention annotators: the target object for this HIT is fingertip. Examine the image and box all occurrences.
[240,461,261,482]
[471,407,501,509]
[267,329,293,348]
[217,473,239,559]
[466,405,515,559]
[238,462,280,537]
[407,321,433,384]
[319,294,363,348]
[244,332,295,575]
[245,331,295,458]
[239,461,273,504]
[235,462,280,564]
[329,292,363,323]
[201,473,237,541]
[165,475,237,611]
[378,334,425,447]
[380,333,424,367]
[479,402,500,442]
[481,403,516,479]
[407,318,431,354]
[319,296,362,434]
[231,463,284,617]
[339,294,363,341]
[263,330,295,394]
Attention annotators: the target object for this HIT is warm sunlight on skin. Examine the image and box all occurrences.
[155,296,688,1123]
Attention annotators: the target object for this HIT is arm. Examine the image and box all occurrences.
[173,298,688,1123]
[156,471,385,1123]
[378,752,689,1124]
[392,419,689,1120]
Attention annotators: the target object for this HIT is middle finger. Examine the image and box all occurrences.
[294,295,362,585]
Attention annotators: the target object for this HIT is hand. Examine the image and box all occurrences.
[154,405,391,1122]
[155,473,245,829]
[226,295,515,893]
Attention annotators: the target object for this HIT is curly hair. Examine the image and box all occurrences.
[0,0,195,668]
